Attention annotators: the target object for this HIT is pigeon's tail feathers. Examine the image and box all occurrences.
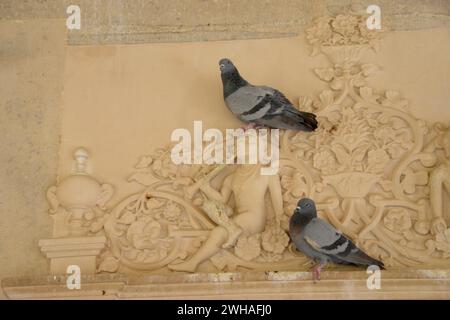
[369,256,385,270]
[341,247,385,270]
[298,111,318,131]
[274,108,318,132]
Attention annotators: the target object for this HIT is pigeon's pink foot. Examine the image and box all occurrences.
[241,123,269,132]
[241,122,257,131]
[312,263,325,282]
[254,125,267,130]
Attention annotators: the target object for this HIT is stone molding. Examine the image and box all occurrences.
[39,236,107,275]
[2,269,450,299]
[1,1,449,44]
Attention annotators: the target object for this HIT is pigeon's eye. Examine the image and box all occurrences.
[306,203,311,208]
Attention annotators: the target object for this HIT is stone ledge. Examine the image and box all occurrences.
[2,269,450,299]
[2,1,449,44]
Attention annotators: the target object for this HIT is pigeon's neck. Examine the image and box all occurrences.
[221,69,248,98]
[290,211,316,229]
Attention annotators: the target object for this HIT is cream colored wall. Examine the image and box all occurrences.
[0,19,66,299]
[373,29,450,122]
[58,28,450,205]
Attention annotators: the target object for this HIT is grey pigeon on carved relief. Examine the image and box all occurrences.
[289,198,384,281]
[219,58,318,131]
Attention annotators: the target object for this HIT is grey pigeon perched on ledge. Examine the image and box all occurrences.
[219,58,318,131]
[289,198,384,281]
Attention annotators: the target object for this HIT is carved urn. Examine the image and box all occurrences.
[40,148,113,274]
[47,148,114,237]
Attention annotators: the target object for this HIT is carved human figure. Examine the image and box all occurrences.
[168,164,284,272]
[201,197,243,249]
[429,128,450,234]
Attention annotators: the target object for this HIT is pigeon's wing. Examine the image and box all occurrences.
[226,85,318,131]
[250,88,318,131]
[224,85,274,116]
[263,87,292,106]
[303,218,347,255]
[303,218,385,268]
[225,85,288,123]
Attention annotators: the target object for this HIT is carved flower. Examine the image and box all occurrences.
[234,234,261,261]
[383,208,412,234]
[261,227,290,254]
[151,158,177,179]
[339,133,361,151]
[127,217,163,249]
[374,126,395,141]
[162,201,182,223]
[367,149,389,174]
[281,171,307,198]
[330,33,344,45]
[306,16,332,44]
[435,228,450,254]
[124,216,174,263]
[381,91,408,111]
[331,15,358,38]
[313,150,337,175]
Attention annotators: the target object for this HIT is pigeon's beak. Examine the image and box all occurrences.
[294,207,301,214]
[219,64,225,70]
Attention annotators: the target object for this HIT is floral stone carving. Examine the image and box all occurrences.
[286,14,450,267]
[43,14,450,275]
[100,160,305,273]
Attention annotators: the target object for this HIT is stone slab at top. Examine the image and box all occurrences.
[1,0,449,44]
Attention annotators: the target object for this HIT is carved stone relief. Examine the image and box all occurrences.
[46,148,114,238]
[42,14,450,275]
[41,148,114,274]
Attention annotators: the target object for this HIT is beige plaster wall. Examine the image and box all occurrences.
[0,19,67,299]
